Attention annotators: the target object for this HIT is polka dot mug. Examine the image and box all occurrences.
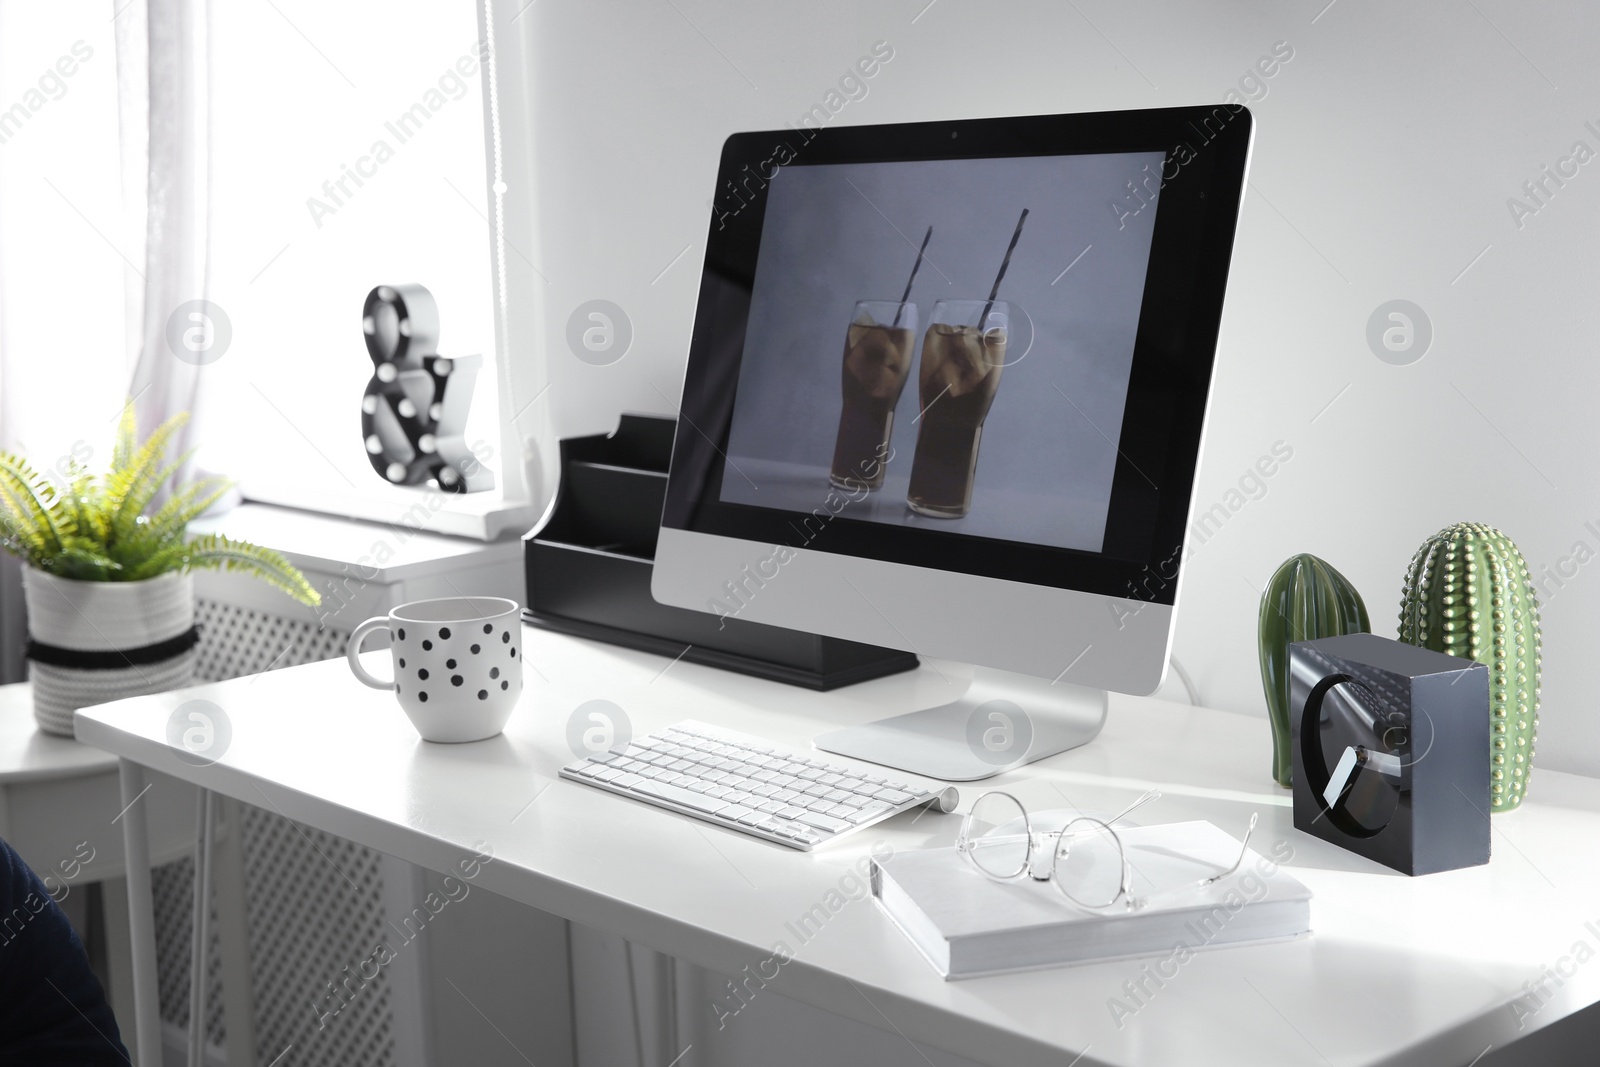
[347,596,523,742]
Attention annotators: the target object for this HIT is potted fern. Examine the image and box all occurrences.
[0,408,319,735]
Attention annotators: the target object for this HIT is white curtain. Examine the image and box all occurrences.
[0,0,210,681]
[117,0,211,472]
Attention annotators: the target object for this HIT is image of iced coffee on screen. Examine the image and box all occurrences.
[907,207,1028,519]
[830,301,918,491]
[906,300,1009,518]
[829,225,932,492]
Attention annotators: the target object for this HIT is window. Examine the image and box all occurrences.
[196,1,507,531]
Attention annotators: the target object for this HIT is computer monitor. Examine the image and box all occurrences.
[652,106,1252,781]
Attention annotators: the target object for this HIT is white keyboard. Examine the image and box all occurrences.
[560,720,957,851]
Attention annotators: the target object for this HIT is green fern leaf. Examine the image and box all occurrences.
[50,541,121,581]
[119,538,189,582]
[105,416,189,546]
[111,401,138,473]
[0,454,72,554]
[0,478,45,559]
[110,450,196,551]
[143,475,230,545]
[129,533,321,607]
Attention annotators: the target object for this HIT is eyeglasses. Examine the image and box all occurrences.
[954,788,1260,912]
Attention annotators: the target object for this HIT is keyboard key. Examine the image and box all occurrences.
[634,779,724,813]
[612,773,645,790]
[877,789,915,804]
[776,805,809,820]
[718,804,755,822]
[587,751,624,764]
[797,812,850,833]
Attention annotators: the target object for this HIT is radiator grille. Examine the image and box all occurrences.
[151,598,397,1066]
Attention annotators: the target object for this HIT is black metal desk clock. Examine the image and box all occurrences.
[1290,632,1490,875]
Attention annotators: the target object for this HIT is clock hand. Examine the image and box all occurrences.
[1323,745,1405,809]
[1324,746,1362,809]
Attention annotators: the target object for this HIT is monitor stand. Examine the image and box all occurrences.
[813,667,1107,782]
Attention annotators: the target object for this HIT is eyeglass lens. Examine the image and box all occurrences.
[963,792,1030,879]
[1053,817,1125,909]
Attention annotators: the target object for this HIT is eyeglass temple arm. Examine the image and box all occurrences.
[1106,788,1161,825]
[1201,812,1260,886]
[1125,812,1262,910]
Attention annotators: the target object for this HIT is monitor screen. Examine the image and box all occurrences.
[719,152,1164,555]
[662,108,1251,608]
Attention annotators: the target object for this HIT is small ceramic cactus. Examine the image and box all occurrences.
[1258,554,1370,787]
[1398,522,1542,812]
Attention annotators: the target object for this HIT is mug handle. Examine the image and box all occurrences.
[347,617,394,690]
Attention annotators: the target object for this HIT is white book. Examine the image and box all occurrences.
[871,820,1311,979]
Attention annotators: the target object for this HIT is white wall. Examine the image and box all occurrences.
[506,0,1600,778]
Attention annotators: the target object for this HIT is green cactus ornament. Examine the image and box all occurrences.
[1398,522,1542,812]
[1258,554,1371,788]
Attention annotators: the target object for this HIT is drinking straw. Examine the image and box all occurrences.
[980,208,1029,326]
[892,226,933,328]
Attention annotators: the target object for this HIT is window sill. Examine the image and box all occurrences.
[237,483,538,543]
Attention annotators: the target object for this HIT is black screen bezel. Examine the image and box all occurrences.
[661,106,1252,606]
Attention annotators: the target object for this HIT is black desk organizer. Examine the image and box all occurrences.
[523,414,919,690]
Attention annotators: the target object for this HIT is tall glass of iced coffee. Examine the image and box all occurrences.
[906,300,1008,518]
[830,300,918,491]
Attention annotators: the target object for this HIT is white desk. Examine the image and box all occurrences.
[77,627,1600,1067]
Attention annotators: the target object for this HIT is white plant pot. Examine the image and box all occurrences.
[22,568,198,736]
